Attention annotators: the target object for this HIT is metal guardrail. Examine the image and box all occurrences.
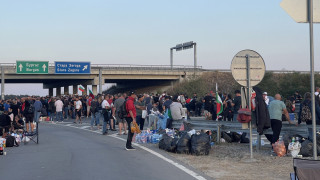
[172,117,319,147]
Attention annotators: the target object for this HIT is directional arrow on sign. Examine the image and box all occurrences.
[18,64,23,71]
[280,0,320,23]
[42,64,47,71]
[82,65,88,71]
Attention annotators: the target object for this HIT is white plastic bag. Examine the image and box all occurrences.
[187,129,196,136]
[288,142,301,157]
[22,136,30,143]
[142,110,147,119]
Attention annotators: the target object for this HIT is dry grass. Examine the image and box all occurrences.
[169,143,293,180]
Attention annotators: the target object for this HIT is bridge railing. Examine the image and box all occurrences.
[0,63,202,72]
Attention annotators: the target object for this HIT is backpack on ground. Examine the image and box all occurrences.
[301,104,312,122]
[118,100,127,119]
[6,135,18,147]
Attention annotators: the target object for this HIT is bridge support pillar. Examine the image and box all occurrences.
[56,87,61,97]
[73,85,78,95]
[1,67,4,100]
[92,85,97,95]
[82,85,87,95]
[64,86,69,95]
[49,88,53,97]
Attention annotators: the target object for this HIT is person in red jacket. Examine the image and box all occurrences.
[125,91,137,150]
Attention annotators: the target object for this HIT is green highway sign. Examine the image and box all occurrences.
[16,61,49,74]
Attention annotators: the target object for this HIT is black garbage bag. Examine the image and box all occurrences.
[168,137,179,153]
[191,133,211,156]
[300,140,313,157]
[222,132,232,143]
[176,132,191,154]
[183,121,192,132]
[159,134,175,152]
[211,130,217,142]
[240,133,249,143]
[231,132,241,142]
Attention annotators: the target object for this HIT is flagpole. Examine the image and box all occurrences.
[216,83,218,121]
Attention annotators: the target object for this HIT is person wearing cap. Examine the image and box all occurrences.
[125,91,137,150]
[263,92,269,106]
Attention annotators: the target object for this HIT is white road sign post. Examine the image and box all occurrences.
[231,49,266,159]
[281,0,318,160]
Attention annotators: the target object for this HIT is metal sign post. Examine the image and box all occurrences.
[308,0,317,160]
[246,55,253,159]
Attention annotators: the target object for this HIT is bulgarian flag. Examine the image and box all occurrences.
[216,93,223,116]
[89,88,95,99]
[79,85,85,92]
[215,83,223,116]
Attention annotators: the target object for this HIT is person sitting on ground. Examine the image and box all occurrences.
[13,115,24,133]
[0,111,11,137]
[169,95,183,126]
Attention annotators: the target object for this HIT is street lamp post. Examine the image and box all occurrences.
[170,41,197,76]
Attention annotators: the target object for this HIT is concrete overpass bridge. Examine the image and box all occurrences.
[0,63,203,97]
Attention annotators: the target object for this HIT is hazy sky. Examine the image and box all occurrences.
[0,0,319,95]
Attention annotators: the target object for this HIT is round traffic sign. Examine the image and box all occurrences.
[231,49,266,87]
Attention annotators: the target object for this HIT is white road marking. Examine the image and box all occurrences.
[46,122,207,180]
[80,126,91,129]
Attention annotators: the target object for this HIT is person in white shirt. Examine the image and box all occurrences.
[75,97,82,124]
[263,92,269,106]
[101,95,111,135]
[55,98,64,122]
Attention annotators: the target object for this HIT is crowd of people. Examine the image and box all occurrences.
[1,87,320,150]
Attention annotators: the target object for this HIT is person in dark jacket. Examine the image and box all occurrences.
[297,92,320,141]
[253,87,271,135]
[24,97,35,134]
[0,111,11,137]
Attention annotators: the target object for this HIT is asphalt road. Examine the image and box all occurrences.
[0,121,210,180]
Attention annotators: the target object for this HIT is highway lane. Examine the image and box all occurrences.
[0,122,210,180]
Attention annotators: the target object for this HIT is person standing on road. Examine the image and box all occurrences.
[101,95,111,135]
[24,97,35,134]
[135,94,146,130]
[75,97,82,124]
[48,98,56,123]
[125,91,137,150]
[114,93,127,135]
[63,97,69,120]
[55,97,64,122]
[90,97,101,130]
[232,90,241,122]
[33,97,42,123]
[268,94,293,145]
